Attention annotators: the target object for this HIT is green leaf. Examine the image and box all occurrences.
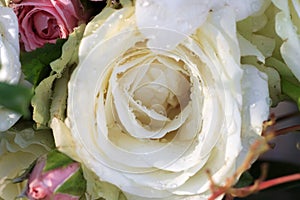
[50,24,85,74]
[43,150,74,172]
[55,168,86,197]
[0,82,33,118]
[266,57,298,84]
[31,75,58,129]
[281,78,300,109]
[31,26,85,129]
[234,171,254,188]
[21,39,66,86]
[50,68,70,122]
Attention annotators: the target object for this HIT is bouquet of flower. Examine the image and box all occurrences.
[0,0,299,199]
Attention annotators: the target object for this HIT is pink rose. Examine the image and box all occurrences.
[23,150,86,200]
[10,0,86,51]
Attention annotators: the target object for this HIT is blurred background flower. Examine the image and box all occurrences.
[0,6,22,131]
[0,123,54,199]
[25,150,86,200]
[10,0,87,51]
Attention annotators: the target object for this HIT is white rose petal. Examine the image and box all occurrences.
[0,7,21,132]
[135,0,211,50]
[53,3,270,200]
[272,0,300,81]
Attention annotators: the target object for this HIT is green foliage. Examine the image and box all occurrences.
[234,171,254,188]
[0,82,33,118]
[281,78,300,109]
[55,168,86,197]
[43,150,75,172]
[21,40,66,87]
[31,75,57,129]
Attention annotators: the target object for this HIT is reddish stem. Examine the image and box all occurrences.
[230,173,300,198]
[209,173,300,200]
[274,125,300,136]
[208,188,226,200]
[255,173,300,191]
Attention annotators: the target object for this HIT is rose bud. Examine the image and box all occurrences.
[23,150,86,200]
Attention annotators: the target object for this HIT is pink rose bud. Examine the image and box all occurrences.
[24,150,86,200]
[10,0,87,51]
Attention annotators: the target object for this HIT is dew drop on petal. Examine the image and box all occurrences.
[136,100,142,105]
[140,0,150,7]
[251,1,261,12]
[265,97,272,106]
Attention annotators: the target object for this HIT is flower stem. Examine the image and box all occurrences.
[254,173,300,191]
[274,125,300,136]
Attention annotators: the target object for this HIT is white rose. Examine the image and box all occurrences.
[0,6,22,131]
[52,1,270,199]
[271,0,300,81]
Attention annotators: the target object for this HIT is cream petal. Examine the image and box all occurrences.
[272,1,300,81]
[236,64,269,167]
[135,0,210,50]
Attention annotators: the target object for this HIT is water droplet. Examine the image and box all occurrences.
[265,97,272,106]
[191,51,196,57]
[140,0,150,7]
[250,103,256,108]
[160,138,168,143]
[119,14,123,19]
[253,127,261,134]
[251,1,261,12]
[136,100,142,105]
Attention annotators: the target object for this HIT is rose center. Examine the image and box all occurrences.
[112,59,191,139]
[33,12,60,38]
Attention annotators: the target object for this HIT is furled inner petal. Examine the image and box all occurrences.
[111,58,191,139]
[33,12,59,38]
